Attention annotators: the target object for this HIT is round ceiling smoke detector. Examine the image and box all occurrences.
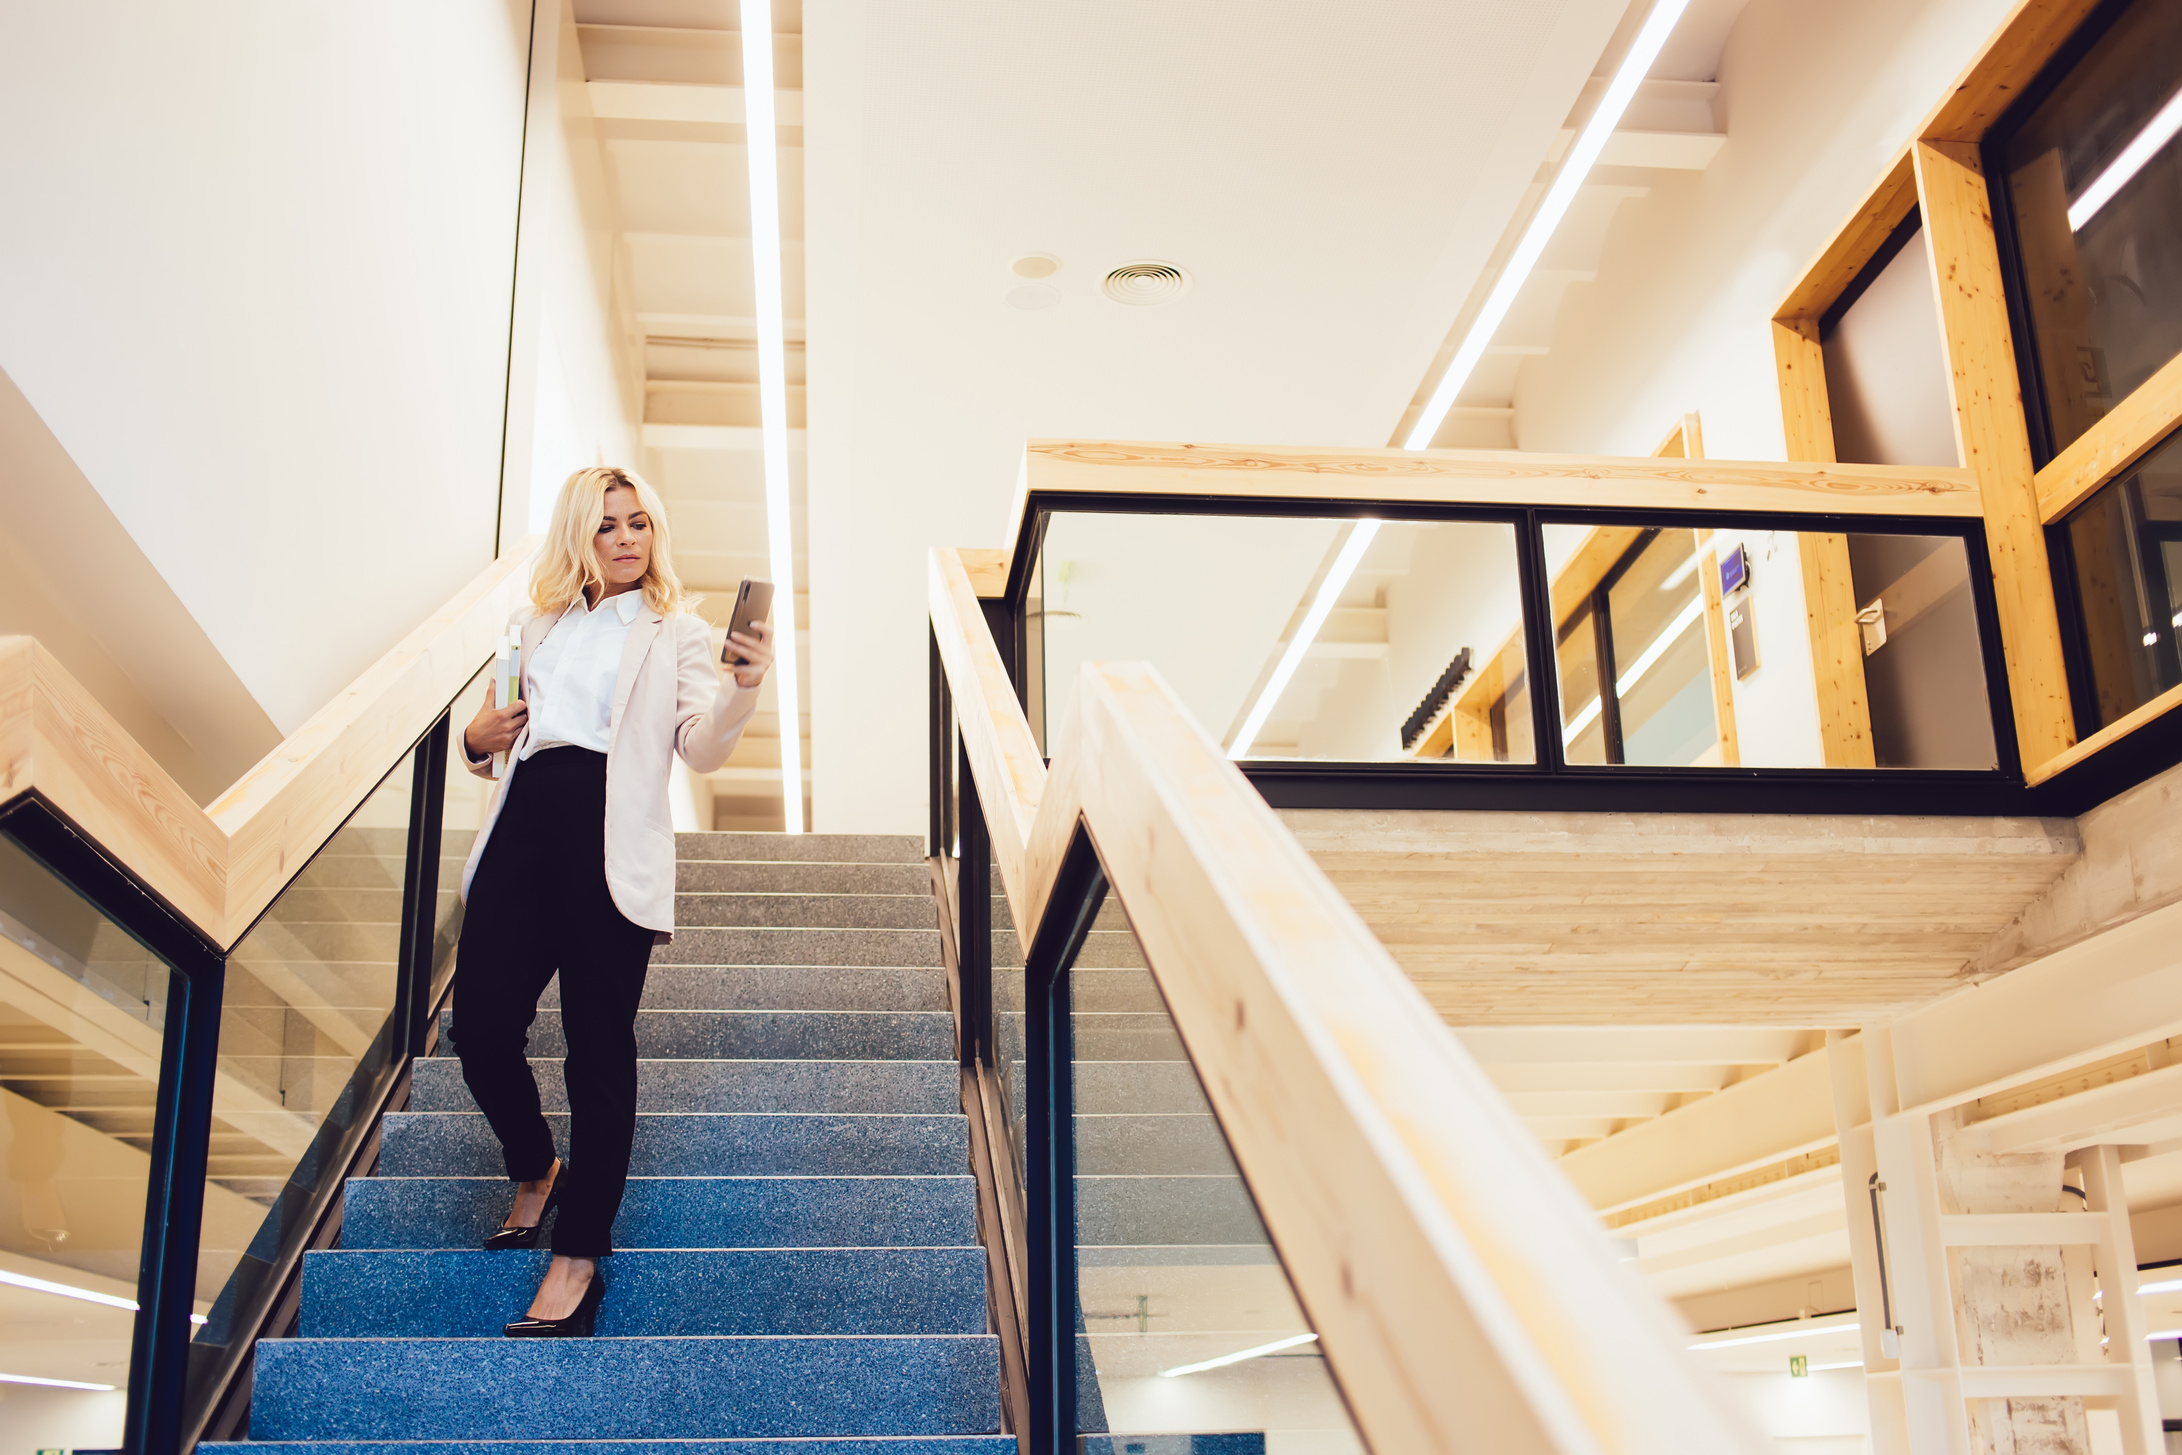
[1010,254,1061,279]
[1102,261,1191,306]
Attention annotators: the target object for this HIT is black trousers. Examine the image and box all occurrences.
[452,747,653,1256]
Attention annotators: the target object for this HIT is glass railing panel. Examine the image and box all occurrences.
[990,840,1027,1187]
[0,836,177,1445]
[434,666,495,1004]
[2058,429,2182,733]
[185,745,421,1407]
[1550,525,1998,770]
[1034,512,1531,763]
[1069,888,1365,1453]
[1607,529,1719,766]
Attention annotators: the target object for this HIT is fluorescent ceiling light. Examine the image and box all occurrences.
[1401,0,1693,450]
[0,1268,206,1324]
[1690,1320,1857,1351]
[1229,522,1381,758]
[1,1268,136,1312]
[0,1372,117,1390]
[740,0,804,834]
[2138,1277,2182,1296]
[1808,1359,1864,1372]
[2150,1328,2182,1341]
[2068,87,2182,232]
[1159,1331,1319,1378]
[1560,593,1706,743]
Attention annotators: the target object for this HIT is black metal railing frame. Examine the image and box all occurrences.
[0,708,461,1455]
[995,489,2182,814]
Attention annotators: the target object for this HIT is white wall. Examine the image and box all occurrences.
[498,0,645,549]
[0,1,532,736]
[1512,0,2021,462]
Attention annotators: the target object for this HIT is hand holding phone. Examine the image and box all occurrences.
[722,579,777,688]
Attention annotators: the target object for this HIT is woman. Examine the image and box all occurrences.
[453,465,773,1337]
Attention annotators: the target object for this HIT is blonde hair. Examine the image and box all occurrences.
[531,466,696,617]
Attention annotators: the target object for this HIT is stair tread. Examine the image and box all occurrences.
[302,1248,988,1338]
[250,1334,1000,1440]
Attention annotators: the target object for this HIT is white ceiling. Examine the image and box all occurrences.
[807,0,1631,510]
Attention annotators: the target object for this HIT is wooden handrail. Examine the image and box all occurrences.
[1,539,540,949]
[929,546,1763,1454]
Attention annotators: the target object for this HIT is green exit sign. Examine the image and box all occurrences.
[1789,1355,1809,1377]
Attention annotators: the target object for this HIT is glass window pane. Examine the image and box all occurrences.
[1609,530,1722,768]
[2061,428,2182,730]
[0,836,175,1445]
[1070,889,1365,1451]
[1548,526,1996,770]
[186,747,418,1408]
[2001,0,2182,453]
[1035,513,1531,763]
[1820,223,1960,467]
[1847,534,2000,768]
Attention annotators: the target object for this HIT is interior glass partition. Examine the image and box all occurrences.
[0,837,176,1449]
[1067,888,1364,1453]
[183,745,424,1413]
[1028,505,2011,788]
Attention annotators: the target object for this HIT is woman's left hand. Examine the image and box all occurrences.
[724,619,775,689]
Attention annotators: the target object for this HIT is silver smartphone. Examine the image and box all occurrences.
[722,578,775,664]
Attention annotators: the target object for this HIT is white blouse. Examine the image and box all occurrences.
[519,589,644,758]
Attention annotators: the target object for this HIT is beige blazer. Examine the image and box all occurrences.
[458,601,761,941]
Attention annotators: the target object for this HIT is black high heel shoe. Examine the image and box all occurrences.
[503,1267,604,1338]
[482,1161,562,1251]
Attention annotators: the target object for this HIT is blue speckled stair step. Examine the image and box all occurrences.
[341,1176,977,1251]
[301,1248,987,1337]
[674,893,940,931]
[378,1112,967,1178]
[407,1056,958,1115]
[551,964,948,1012]
[675,831,927,864]
[653,927,942,969]
[437,1009,953,1061]
[224,1442,1015,1455]
[678,856,934,893]
[248,1335,999,1440]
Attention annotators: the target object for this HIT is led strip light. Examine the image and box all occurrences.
[1228,521,1381,759]
[1402,0,1694,450]
[740,0,805,833]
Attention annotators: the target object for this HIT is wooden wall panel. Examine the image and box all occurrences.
[1913,139,2076,768]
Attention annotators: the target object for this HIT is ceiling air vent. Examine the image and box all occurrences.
[1103,261,1191,306]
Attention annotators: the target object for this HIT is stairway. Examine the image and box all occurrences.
[224,831,1010,1453]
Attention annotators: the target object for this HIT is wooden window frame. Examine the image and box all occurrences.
[1765,0,2177,783]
